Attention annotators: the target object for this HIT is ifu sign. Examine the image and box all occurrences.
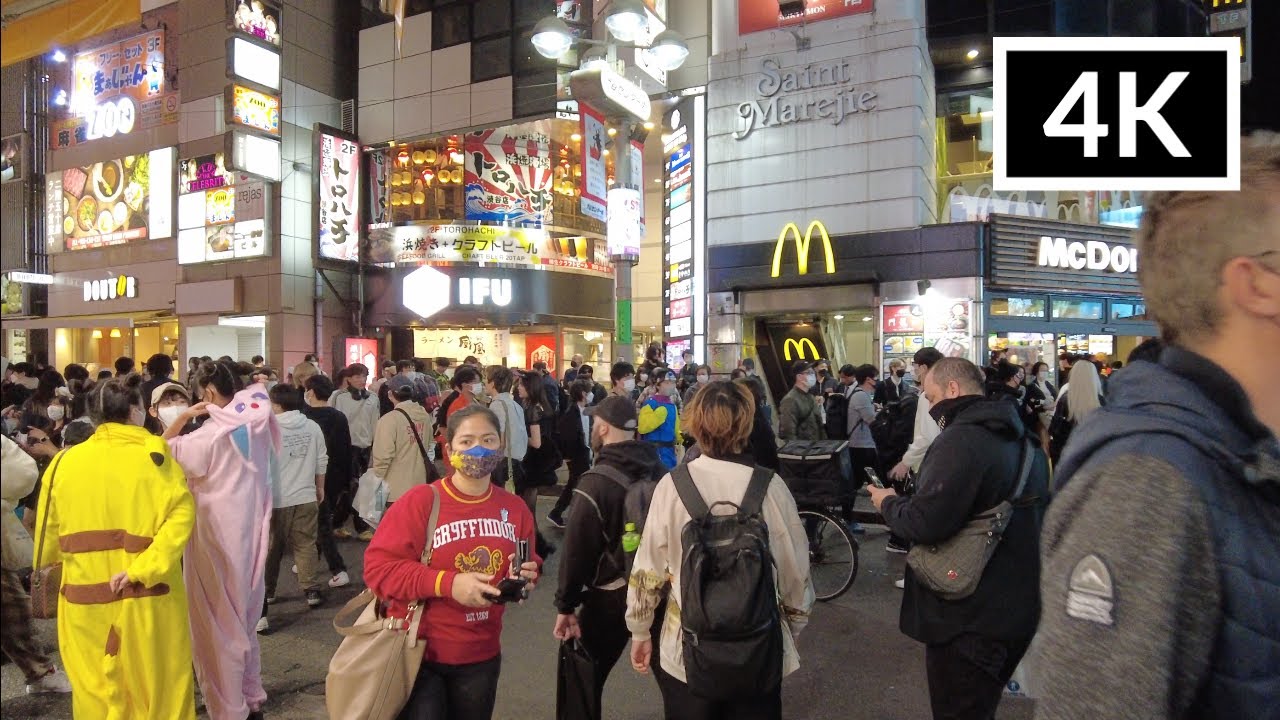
[735,58,878,141]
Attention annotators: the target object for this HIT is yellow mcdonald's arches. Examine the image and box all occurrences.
[782,338,819,361]
[771,220,836,278]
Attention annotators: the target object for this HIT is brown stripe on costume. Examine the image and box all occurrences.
[58,530,154,554]
[61,582,170,605]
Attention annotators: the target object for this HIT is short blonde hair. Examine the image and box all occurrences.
[1136,132,1280,343]
[292,361,318,390]
[682,381,753,458]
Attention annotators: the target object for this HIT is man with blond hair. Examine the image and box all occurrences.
[1036,134,1280,720]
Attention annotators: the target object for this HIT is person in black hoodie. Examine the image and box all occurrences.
[553,395,667,713]
[986,360,1040,441]
[548,379,596,529]
[867,358,1049,720]
[302,374,352,588]
[735,377,779,471]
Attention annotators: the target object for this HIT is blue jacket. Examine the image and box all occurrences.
[1045,347,1280,719]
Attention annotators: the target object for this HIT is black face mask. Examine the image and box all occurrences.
[895,369,906,378]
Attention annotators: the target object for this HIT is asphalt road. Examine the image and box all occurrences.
[2,495,1036,720]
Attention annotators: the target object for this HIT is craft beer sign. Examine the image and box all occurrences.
[994,37,1240,192]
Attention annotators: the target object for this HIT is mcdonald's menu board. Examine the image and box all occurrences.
[881,301,974,371]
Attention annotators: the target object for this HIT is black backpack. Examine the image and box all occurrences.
[870,389,919,468]
[572,463,660,585]
[825,388,850,441]
[670,463,782,701]
[435,389,460,431]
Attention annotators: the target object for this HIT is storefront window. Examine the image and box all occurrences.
[1110,302,1148,321]
[54,320,179,374]
[1052,299,1104,320]
[561,329,611,377]
[990,296,1047,318]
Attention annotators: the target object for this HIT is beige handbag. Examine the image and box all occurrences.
[31,452,68,620]
[325,484,441,720]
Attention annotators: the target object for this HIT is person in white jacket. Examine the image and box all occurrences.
[0,435,71,694]
[260,384,327,632]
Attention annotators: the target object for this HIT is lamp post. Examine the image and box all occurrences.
[530,2,689,365]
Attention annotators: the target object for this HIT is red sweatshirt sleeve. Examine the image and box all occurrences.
[363,485,457,601]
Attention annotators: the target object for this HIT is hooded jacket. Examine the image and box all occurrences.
[881,397,1049,645]
[1036,347,1279,720]
[555,440,666,614]
[273,410,327,508]
[1,435,37,570]
[371,400,432,501]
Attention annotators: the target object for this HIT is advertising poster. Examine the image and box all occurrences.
[524,333,557,371]
[738,0,874,35]
[1,134,25,184]
[629,139,644,216]
[55,30,178,149]
[318,128,361,261]
[177,180,267,264]
[882,304,924,334]
[413,328,508,366]
[180,153,235,194]
[58,152,158,251]
[344,337,378,370]
[228,85,281,136]
[231,0,282,46]
[606,188,642,260]
[365,223,613,278]
[463,121,554,226]
[579,102,607,222]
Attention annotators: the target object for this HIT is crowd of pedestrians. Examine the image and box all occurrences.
[0,133,1275,720]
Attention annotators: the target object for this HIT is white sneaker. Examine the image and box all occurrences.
[291,564,297,574]
[894,578,906,590]
[329,571,350,588]
[256,616,269,633]
[26,668,72,694]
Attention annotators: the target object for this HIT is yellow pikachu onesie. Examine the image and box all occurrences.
[33,423,196,720]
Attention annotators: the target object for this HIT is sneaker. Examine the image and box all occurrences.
[357,530,375,542]
[546,511,565,529]
[265,594,277,605]
[255,616,269,633]
[306,590,324,608]
[845,522,866,535]
[328,571,351,588]
[26,668,71,694]
[894,578,906,590]
[886,541,910,554]
[291,564,297,574]
[333,528,353,539]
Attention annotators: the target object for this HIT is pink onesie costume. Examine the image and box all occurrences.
[168,384,279,720]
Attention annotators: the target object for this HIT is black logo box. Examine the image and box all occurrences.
[996,41,1237,183]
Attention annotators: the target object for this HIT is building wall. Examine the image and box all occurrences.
[705,0,936,246]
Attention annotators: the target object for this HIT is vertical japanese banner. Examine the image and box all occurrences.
[463,120,554,226]
[344,337,379,370]
[317,126,361,261]
[580,102,607,222]
[629,139,645,232]
[524,332,558,372]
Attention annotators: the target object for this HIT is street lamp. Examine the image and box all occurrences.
[603,0,648,42]
[529,6,689,72]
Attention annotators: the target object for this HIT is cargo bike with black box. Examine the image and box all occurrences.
[777,439,859,600]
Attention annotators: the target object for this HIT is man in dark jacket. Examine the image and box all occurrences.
[867,357,1049,720]
[576,364,607,406]
[553,395,667,712]
[1034,135,1280,720]
[779,360,823,441]
[547,379,596,528]
[141,353,175,408]
[533,361,561,415]
[302,374,353,587]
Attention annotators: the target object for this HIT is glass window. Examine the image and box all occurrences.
[990,296,1047,318]
[1052,299,1104,320]
[1110,302,1148,321]
[938,87,994,178]
[433,2,471,49]
[472,37,512,82]
[513,0,552,28]
[473,0,512,38]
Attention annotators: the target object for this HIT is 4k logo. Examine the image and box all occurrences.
[994,37,1240,192]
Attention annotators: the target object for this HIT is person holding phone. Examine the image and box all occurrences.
[363,405,542,720]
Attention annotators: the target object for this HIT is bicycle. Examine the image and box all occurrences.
[796,497,859,602]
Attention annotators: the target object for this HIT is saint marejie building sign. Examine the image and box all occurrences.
[734,58,879,140]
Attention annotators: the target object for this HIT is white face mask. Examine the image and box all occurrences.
[158,404,187,429]
[804,373,817,388]
[697,374,709,384]
[471,382,485,396]
[623,378,636,392]
[47,405,65,421]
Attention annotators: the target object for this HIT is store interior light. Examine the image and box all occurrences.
[52,89,67,107]
[531,16,574,59]
[607,127,618,137]
[643,121,655,130]
[51,49,67,63]
[861,316,873,322]
[604,0,648,41]
[92,330,103,339]
[571,132,582,142]
[833,314,844,320]
[966,48,980,60]
[110,328,122,338]
[643,29,691,71]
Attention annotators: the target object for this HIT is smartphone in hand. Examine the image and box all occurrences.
[865,467,886,489]
[493,539,529,604]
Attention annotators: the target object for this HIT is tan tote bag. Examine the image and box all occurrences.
[325,483,441,720]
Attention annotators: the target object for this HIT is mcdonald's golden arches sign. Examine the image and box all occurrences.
[771,220,836,277]
[782,337,820,361]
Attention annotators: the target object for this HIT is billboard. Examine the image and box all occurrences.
[463,121,554,226]
[579,102,607,222]
[365,223,613,278]
[50,148,174,251]
[316,126,361,261]
[738,0,874,35]
[55,30,178,149]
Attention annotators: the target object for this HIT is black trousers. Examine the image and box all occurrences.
[552,456,590,516]
[577,587,630,709]
[924,633,1031,720]
[654,665,782,720]
[397,655,502,720]
[334,446,371,532]
[315,495,346,573]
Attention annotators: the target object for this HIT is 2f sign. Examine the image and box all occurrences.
[994,37,1240,192]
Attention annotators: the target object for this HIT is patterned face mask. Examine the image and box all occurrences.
[450,444,504,478]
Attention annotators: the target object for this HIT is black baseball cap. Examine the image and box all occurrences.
[585,395,638,431]
[790,360,814,377]
[913,347,944,368]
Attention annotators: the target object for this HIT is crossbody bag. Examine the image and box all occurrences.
[396,408,438,483]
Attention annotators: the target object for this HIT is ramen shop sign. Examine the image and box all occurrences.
[84,275,137,301]
[734,58,878,141]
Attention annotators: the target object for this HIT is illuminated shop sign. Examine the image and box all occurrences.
[231,0,282,46]
[55,30,177,149]
[84,275,137,301]
[227,85,281,136]
[227,37,281,91]
[317,126,361,261]
[734,58,878,141]
[181,153,235,194]
[366,223,613,278]
[771,220,835,277]
[413,328,508,366]
[177,180,268,265]
[48,148,174,251]
[662,96,705,364]
[226,129,282,182]
[1036,236,1138,274]
[738,0,874,34]
[783,337,820,361]
[401,266,514,318]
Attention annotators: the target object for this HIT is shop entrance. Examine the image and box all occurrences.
[752,310,876,407]
[55,315,180,376]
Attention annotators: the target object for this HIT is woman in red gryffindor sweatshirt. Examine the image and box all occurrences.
[363,404,542,720]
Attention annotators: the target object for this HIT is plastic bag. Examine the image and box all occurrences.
[1004,635,1041,699]
[556,639,598,720]
[353,469,389,529]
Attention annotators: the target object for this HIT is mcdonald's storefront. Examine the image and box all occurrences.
[706,220,985,403]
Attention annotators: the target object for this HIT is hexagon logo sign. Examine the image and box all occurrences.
[403,266,451,319]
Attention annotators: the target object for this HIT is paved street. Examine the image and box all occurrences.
[2,495,1035,720]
